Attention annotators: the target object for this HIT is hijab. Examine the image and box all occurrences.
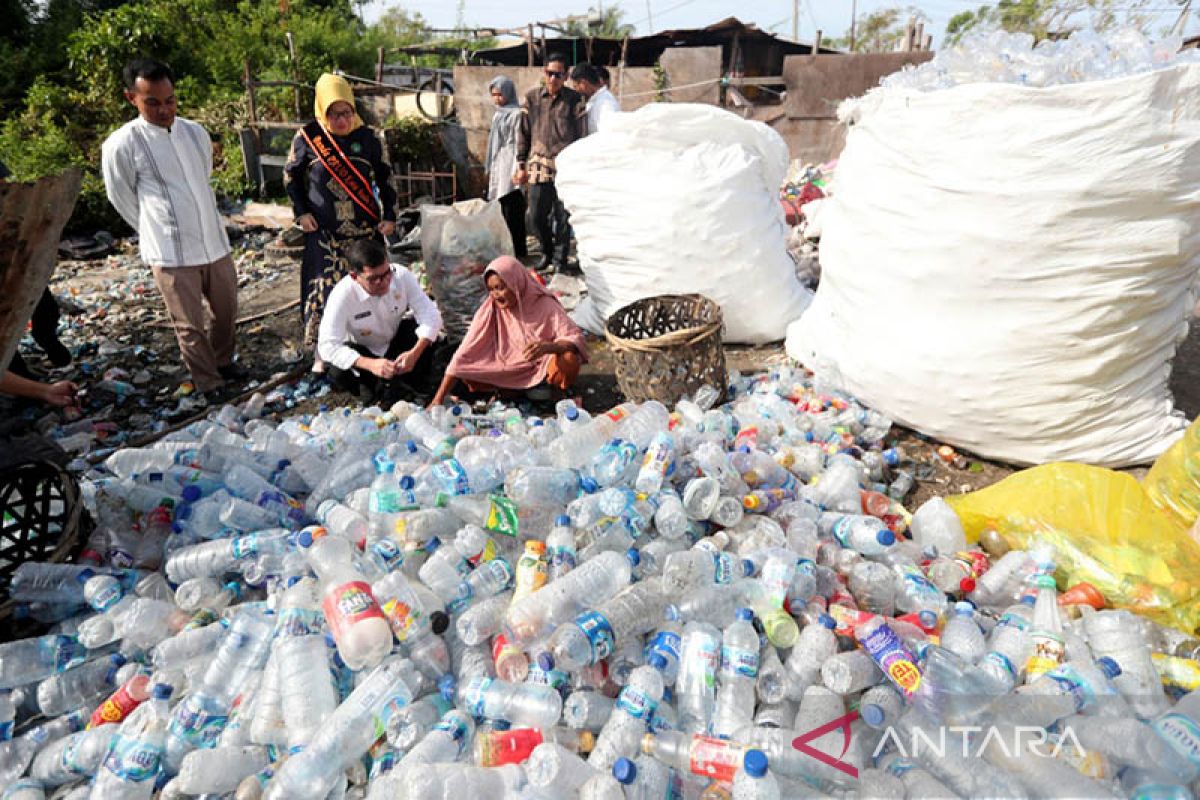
[448,256,589,390]
[485,76,522,175]
[314,73,363,134]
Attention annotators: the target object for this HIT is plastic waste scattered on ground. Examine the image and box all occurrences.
[1,365,1198,798]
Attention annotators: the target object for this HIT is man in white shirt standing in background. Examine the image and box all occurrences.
[101,58,243,400]
[318,238,443,404]
[570,63,621,135]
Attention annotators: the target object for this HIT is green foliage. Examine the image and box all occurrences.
[563,7,636,39]
[1,0,416,231]
[943,0,1158,46]
[829,6,928,52]
[384,115,444,166]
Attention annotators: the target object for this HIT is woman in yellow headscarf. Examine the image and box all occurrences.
[285,73,398,367]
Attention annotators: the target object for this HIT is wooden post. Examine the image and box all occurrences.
[904,18,916,52]
[914,22,925,51]
[540,25,548,64]
[244,59,258,126]
[618,35,629,102]
[813,30,822,58]
[527,24,535,66]
[923,33,933,51]
[376,46,386,84]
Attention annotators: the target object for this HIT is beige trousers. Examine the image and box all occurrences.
[151,255,238,392]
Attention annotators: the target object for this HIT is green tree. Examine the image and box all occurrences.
[830,6,928,52]
[564,7,636,38]
[944,0,1158,46]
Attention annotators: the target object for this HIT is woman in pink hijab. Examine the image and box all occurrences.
[431,256,589,406]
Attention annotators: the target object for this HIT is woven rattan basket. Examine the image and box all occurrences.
[0,460,84,595]
[605,294,727,407]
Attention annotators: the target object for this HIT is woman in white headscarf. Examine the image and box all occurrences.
[485,75,527,258]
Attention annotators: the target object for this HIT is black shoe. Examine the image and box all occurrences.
[218,362,249,382]
[536,254,553,271]
[36,339,72,368]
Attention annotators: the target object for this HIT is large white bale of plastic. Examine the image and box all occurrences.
[787,35,1200,467]
[556,103,812,344]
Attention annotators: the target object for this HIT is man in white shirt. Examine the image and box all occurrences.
[101,58,241,396]
[570,63,621,135]
[318,239,443,404]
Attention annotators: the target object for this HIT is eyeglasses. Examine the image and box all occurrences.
[327,108,355,120]
[360,270,392,286]
[544,70,565,79]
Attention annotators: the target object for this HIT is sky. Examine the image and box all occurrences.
[360,0,1194,49]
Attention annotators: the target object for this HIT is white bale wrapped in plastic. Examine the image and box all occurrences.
[556,103,812,344]
[787,32,1200,467]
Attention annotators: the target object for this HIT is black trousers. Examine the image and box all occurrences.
[528,182,570,266]
[9,289,67,378]
[499,190,528,258]
[328,318,438,404]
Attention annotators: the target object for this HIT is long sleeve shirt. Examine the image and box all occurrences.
[585,87,622,135]
[101,116,231,268]
[283,125,397,237]
[317,265,443,371]
[516,85,587,184]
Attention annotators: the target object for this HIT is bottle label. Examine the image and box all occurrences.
[688,735,744,784]
[857,621,923,698]
[380,597,421,642]
[371,539,404,572]
[169,696,228,748]
[64,733,89,773]
[1153,712,1200,768]
[720,645,759,678]
[1152,653,1200,692]
[46,635,84,674]
[462,678,493,717]
[103,733,163,783]
[604,406,630,423]
[483,495,520,538]
[514,553,548,600]
[649,630,682,664]
[981,650,1017,681]
[277,607,324,638]
[90,582,123,612]
[640,433,675,478]
[548,545,577,575]
[231,534,258,560]
[90,684,143,728]
[321,581,385,643]
[1045,664,1095,713]
[830,517,854,549]
[1024,633,1065,679]
[712,552,737,585]
[370,489,406,514]
[996,610,1030,632]
[573,610,616,662]
[692,638,719,690]
[433,714,470,750]
[433,459,471,495]
[527,663,569,694]
[616,685,658,720]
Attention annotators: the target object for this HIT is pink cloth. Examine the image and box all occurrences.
[447,256,589,390]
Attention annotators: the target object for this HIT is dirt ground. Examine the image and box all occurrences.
[9,229,1200,507]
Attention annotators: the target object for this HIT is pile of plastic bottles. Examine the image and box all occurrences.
[881,29,1200,93]
[3,366,1200,799]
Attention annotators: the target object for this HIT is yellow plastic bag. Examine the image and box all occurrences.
[947,456,1200,633]
[1145,418,1200,530]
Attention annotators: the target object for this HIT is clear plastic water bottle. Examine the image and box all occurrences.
[504,466,581,507]
[732,749,779,800]
[909,497,967,555]
[674,620,721,735]
[547,403,638,469]
[590,665,663,771]
[89,683,173,799]
[397,708,474,768]
[564,690,617,732]
[276,634,338,748]
[173,745,272,795]
[29,724,117,787]
[299,526,391,671]
[37,653,127,717]
[829,515,895,556]
[713,609,759,738]
[0,633,89,690]
[455,676,562,728]
[527,740,600,794]
[940,601,987,663]
[546,516,577,581]
[547,581,668,671]
[504,549,635,648]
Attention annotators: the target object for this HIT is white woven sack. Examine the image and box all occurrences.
[787,64,1200,467]
[556,103,812,344]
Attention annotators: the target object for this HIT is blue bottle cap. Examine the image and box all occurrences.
[954,601,975,615]
[743,749,769,778]
[151,684,173,700]
[626,548,641,567]
[917,610,939,629]
[399,475,415,490]
[296,530,314,548]
[736,607,754,622]
[181,484,202,503]
[875,529,895,546]
[110,653,128,668]
[531,418,543,427]
[740,559,755,578]
[76,569,96,584]
[492,719,512,731]
[537,652,555,672]
[426,536,442,554]
[662,686,674,703]
[861,703,885,727]
[613,758,637,784]
[1097,657,1122,679]
[555,514,572,527]
[648,652,669,671]
[817,614,837,629]
[438,674,457,701]
[579,477,598,494]
[175,503,192,521]
[565,406,579,421]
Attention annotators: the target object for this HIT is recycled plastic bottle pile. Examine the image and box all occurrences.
[3,366,1200,799]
